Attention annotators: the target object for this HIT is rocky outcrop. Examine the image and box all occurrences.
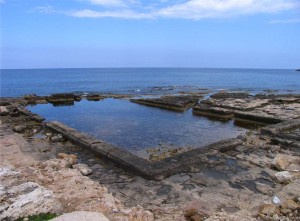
[210,91,250,99]
[130,95,201,111]
[47,93,81,105]
[86,94,105,101]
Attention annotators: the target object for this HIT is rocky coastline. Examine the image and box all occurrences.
[0,90,300,221]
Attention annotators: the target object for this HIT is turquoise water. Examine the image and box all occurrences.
[1,68,300,97]
[28,99,247,152]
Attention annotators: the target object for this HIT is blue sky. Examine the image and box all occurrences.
[1,0,300,69]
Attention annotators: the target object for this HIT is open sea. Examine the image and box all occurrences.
[1,68,300,97]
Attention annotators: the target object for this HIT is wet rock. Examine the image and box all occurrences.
[274,171,293,183]
[191,173,221,187]
[167,174,191,183]
[156,185,171,196]
[47,93,81,104]
[272,154,289,171]
[146,147,160,154]
[13,125,27,133]
[73,164,92,176]
[86,94,105,101]
[211,91,250,99]
[50,134,64,142]
[52,211,109,221]
[90,164,103,170]
[182,184,195,190]
[57,153,78,165]
[0,106,9,116]
[0,182,61,221]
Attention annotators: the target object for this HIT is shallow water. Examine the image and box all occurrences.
[28,98,248,153]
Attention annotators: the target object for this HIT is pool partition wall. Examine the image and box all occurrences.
[45,121,243,180]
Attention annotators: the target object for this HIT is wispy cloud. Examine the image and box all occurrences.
[71,9,152,19]
[84,0,127,7]
[35,5,56,14]
[269,18,300,24]
[35,0,300,20]
[155,0,300,20]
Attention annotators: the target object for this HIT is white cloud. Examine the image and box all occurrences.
[155,0,300,20]
[70,9,152,19]
[85,0,127,7]
[35,5,55,14]
[36,0,300,20]
[269,18,300,24]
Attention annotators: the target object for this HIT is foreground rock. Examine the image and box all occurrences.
[0,106,9,116]
[52,211,109,221]
[258,198,300,220]
[0,169,62,221]
[130,94,201,111]
[73,163,93,175]
[274,171,294,183]
[0,121,154,221]
[272,154,290,171]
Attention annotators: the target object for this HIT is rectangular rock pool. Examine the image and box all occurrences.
[28,98,249,157]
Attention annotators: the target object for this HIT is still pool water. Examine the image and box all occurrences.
[28,98,248,153]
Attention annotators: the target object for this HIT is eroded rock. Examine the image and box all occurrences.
[0,106,9,116]
[73,164,93,176]
[13,125,27,133]
[131,94,201,111]
[0,181,61,221]
[57,153,78,165]
[274,171,293,183]
[272,154,290,171]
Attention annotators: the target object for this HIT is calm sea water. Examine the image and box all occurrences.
[1,68,300,97]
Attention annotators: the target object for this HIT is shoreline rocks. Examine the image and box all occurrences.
[130,94,202,111]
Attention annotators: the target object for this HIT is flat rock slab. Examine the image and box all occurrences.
[130,95,201,111]
[193,104,234,119]
[202,98,270,111]
[52,211,109,221]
